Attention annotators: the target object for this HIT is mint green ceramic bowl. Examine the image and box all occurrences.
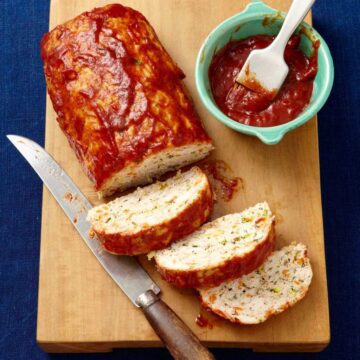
[195,0,334,145]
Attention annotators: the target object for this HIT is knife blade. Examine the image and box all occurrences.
[7,134,161,305]
[7,134,214,360]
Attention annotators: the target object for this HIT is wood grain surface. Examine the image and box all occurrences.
[37,0,330,353]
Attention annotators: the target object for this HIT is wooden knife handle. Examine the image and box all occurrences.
[137,290,215,360]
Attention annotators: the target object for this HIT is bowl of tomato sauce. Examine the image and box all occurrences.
[195,0,334,145]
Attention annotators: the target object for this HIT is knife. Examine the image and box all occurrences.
[7,135,215,360]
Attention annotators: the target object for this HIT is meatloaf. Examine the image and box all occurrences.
[41,4,213,197]
[199,243,313,324]
[87,167,213,255]
[152,202,275,288]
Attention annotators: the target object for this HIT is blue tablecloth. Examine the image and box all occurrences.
[0,0,359,359]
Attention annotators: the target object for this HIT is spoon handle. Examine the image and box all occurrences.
[270,0,315,53]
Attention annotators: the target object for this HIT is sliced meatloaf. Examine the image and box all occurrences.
[87,167,213,255]
[153,202,275,288]
[199,243,313,324]
[41,4,213,197]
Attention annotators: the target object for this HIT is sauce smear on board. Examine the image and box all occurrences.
[209,35,318,127]
[198,160,243,202]
[195,314,214,329]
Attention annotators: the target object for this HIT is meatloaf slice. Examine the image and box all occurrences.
[87,167,213,255]
[199,243,313,324]
[153,202,275,288]
[41,4,213,197]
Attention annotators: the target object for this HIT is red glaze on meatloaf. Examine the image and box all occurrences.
[41,4,213,196]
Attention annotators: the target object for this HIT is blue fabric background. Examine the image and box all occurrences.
[0,0,359,359]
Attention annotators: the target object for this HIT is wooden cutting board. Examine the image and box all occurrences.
[37,0,330,353]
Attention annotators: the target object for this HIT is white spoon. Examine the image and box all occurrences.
[236,0,315,98]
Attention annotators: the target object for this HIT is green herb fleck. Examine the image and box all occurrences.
[271,287,281,294]
[290,287,298,296]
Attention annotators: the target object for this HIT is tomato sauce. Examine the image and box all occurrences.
[195,314,214,329]
[197,160,243,202]
[209,35,318,127]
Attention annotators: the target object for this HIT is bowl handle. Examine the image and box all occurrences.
[245,0,275,14]
[257,130,286,145]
